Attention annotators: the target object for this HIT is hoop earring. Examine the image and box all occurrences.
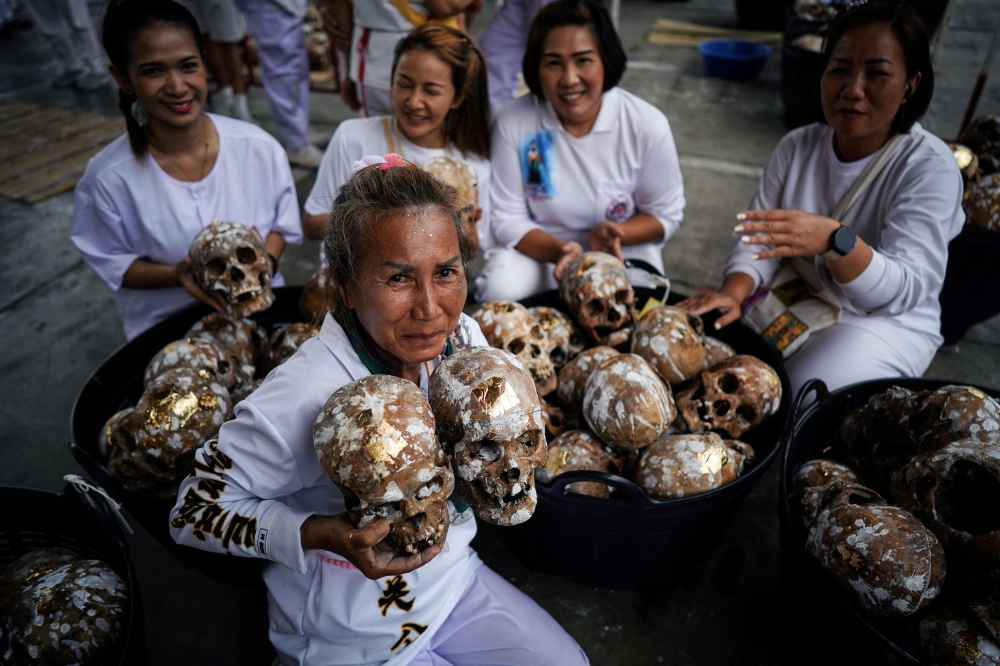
[130,99,147,126]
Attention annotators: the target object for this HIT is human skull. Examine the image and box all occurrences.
[269,322,321,369]
[5,560,127,666]
[428,347,547,526]
[108,368,232,497]
[560,252,636,347]
[907,385,1000,449]
[950,143,982,200]
[917,603,1000,666]
[187,312,269,375]
[189,221,275,317]
[702,337,736,369]
[300,269,331,323]
[555,346,620,415]
[422,155,480,254]
[891,438,1000,565]
[789,459,861,522]
[472,301,557,397]
[144,337,241,389]
[582,354,675,451]
[540,400,575,441]
[805,482,946,617]
[635,433,754,500]
[0,548,79,620]
[676,355,782,439]
[631,305,706,385]
[313,375,454,554]
[960,112,1000,175]
[528,306,585,369]
[98,409,133,459]
[229,378,264,405]
[536,430,624,498]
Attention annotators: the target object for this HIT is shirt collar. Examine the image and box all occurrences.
[539,86,620,135]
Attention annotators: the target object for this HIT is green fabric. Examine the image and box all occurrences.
[344,314,397,377]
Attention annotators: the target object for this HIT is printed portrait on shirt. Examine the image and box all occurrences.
[520,131,554,201]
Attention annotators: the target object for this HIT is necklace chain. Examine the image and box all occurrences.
[149,116,212,181]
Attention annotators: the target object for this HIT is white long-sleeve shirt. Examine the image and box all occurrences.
[488,87,685,274]
[71,114,303,340]
[724,122,965,356]
[169,313,487,666]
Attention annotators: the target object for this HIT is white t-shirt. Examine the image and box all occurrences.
[489,87,686,275]
[170,312,487,666]
[71,114,303,340]
[724,122,965,356]
[350,0,445,93]
[305,115,493,252]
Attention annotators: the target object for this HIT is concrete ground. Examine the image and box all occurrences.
[1,0,998,663]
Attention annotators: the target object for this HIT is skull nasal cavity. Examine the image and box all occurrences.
[714,400,731,416]
[504,467,520,483]
[719,373,741,393]
[230,266,246,281]
[236,247,258,264]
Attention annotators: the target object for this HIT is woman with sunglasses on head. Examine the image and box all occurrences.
[678,0,964,394]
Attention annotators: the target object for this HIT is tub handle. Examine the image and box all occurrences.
[624,258,671,304]
[543,470,656,506]
[782,378,831,446]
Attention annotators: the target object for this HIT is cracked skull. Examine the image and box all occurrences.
[582,353,675,451]
[891,438,1000,565]
[528,306,585,369]
[631,305,707,385]
[313,375,454,555]
[676,355,782,439]
[636,433,754,500]
[560,252,636,347]
[189,221,274,317]
[428,347,547,526]
[472,300,557,397]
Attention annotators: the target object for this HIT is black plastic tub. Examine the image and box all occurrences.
[0,482,147,664]
[508,287,792,589]
[939,225,1000,345]
[779,377,1000,665]
[69,287,305,586]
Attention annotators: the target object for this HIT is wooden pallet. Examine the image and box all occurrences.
[0,103,124,204]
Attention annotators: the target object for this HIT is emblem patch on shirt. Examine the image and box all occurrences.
[606,198,631,223]
[378,575,415,616]
[391,622,428,652]
[521,131,554,200]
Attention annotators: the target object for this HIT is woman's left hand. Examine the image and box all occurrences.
[176,257,225,313]
[588,221,625,262]
[736,209,842,260]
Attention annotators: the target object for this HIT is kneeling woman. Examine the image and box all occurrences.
[170,160,588,666]
[475,0,685,302]
[71,0,301,340]
[679,0,964,394]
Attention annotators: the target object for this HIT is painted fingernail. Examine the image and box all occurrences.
[736,213,747,220]
[714,322,721,330]
[751,253,760,260]
[734,224,745,232]
[741,235,752,244]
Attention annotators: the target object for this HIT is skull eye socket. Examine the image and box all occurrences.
[206,257,228,276]
[516,430,539,450]
[150,386,173,401]
[218,359,230,375]
[417,475,445,499]
[569,333,583,348]
[507,339,525,355]
[471,440,501,462]
[586,299,604,317]
[736,404,757,424]
[236,246,258,264]
[934,460,1000,535]
[530,325,544,340]
[550,348,566,366]
[615,290,631,304]
[718,373,741,394]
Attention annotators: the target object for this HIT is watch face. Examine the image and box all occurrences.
[834,226,857,255]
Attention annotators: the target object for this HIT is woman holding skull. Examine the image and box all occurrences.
[474,0,685,302]
[678,0,965,395]
[70,0,301,340]
[170,158,588,665]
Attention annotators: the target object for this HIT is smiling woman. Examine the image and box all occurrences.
[70,0,302,339]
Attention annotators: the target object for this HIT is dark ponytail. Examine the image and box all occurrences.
[101,0,204,157]
[391,24,491,159]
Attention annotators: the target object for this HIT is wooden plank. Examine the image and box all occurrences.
[0,120,123,184]
[0,150,95,201]
[0,113,112,161]
[0,102,43,123]
[0,107,75,138]
[648,19,782,46]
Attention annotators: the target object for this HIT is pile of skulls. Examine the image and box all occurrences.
[790,384,1000,663]
[472,251,783,501]
[0,547,128,664]
[953,113,1000,231]
[313,346,548,556]
[101,313,320,498]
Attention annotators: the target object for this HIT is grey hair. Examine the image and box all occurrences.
[321,162,472,322]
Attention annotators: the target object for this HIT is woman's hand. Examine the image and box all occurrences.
[675,273,756,330]
[176,257,225,313]
[300,513,440,580]
[552,241,584,282]
[735,209,842,260]
[588,222,624,262]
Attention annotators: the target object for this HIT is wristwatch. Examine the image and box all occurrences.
[821,224,857,262]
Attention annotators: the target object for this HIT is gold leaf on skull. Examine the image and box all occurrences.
[364,420,408,463]
[473,376,520,417]
[697,446,728,475]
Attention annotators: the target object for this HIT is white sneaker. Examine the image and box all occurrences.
[212,85,234,116]
[232,94,258,124]
[287,144,324,169]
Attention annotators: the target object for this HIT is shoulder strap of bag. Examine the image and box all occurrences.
[830,133,908,220]
[381,116,397,155]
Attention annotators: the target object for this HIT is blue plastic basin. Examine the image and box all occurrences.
[697,38,774,80]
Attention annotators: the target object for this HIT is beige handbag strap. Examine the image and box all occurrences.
[831,132,907,221]
[381,116,397,155]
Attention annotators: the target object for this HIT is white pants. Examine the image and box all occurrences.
[23,0,104,74]
[359,82,392,118]
[472,247,556,303]
[409,564,588,666]
[785,321,937,397]
[236,0,311,150]
[480,0,553,115]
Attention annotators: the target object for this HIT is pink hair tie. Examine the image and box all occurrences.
[349,153,411,176]
[381,153,408,169]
